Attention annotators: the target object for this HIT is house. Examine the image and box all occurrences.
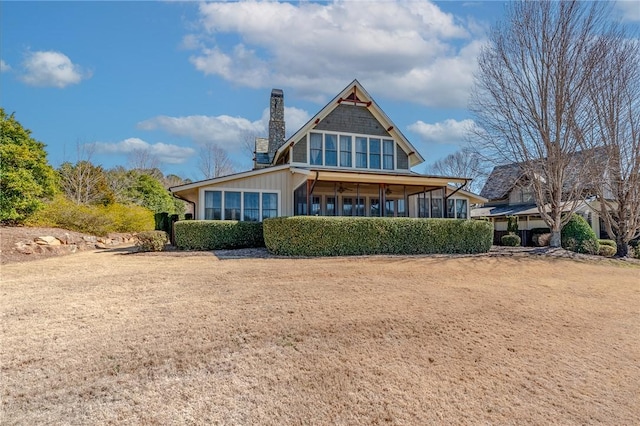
[471,160,605,245]
[170,80,486,221]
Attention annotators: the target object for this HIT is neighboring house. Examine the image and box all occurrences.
[471,160,605,245]
[170,80,486,221]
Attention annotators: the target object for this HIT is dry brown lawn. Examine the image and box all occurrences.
[1,248,639,425]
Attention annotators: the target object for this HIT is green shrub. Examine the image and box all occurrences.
[136,230,168,252]
[561,214,599,254]
[598,239,616,249]
[28,195,154,236]
[174,220,264,250]
[263,217,493,256]
[501,233,521,247]
[506,216,519,234]
[598,245,616,257]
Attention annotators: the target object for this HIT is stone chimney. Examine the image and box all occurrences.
[268,88,285,163]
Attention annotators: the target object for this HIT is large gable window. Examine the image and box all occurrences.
[356,137,368,168]
[325,134,337,166]
[310,133,323,165]
[340,135,352,167]
[369,138,381,169]
[305,131,402,171]
[383,139,394,170]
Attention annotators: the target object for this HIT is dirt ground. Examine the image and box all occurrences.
[1,235,639,425]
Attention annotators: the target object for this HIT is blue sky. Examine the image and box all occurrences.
[2,1,639,182]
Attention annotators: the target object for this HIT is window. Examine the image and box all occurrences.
[325,134,337,166]
[204,191,222,220]
[385,199,395,217]
[340,135,352,167]
[418,197,430,218]
[342,197,353,216]
[370,198,380,217]
[294,184,307,215]
[325,197,336,216]
[262,193,278,220]
[310,133,323,165]
[355,197,365,216]
[369,138,381,169]
[397,199,406,217]
[447,199,455,219]
[431,198,443,218]
[456,199,468,219]
[383,140,394,170]
[225,192,241,220]
[243,192,259,222]
[311,196,321,216]
[356,137,368,168]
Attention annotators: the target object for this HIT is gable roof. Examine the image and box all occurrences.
[274,79,425,167]
[480,147,609,202]
[480,162,524,201]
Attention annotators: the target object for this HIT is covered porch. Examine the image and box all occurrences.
[291,168,483,219]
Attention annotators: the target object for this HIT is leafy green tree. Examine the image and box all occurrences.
[127,171,182,215]
[0,109,57,223]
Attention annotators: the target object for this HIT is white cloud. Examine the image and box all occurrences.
[0,60,11,73]
[20,51,90,88]
[189,0,482,108]
[92,138,195,164]
[616,1,640,22]
[138,107,311,153]
[408,118,476,146]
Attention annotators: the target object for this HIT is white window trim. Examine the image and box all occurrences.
[302,131,399,171]
[199,187,281,221]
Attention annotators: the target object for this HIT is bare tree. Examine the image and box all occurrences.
[425,148,489,194]
[588,32,640,257]
[128,148,160,171]
[58,143,113,205]
[198,142,235,179]
[470,0,613,247]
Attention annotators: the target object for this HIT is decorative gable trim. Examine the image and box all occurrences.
[275,79,424,167]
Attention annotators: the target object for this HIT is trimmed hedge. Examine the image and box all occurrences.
[263,217,493,256]
[136,231,169,252]
[174,220,264,250]
[598,239,616,248]
[561,214,599,254]
[501,233,521,247]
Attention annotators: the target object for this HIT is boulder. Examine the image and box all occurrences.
[35,236,62,246]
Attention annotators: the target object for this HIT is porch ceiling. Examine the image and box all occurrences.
[311,170,465,187]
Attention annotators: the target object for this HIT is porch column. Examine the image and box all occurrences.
[380,184,385,217]
[442,186,448,218]
[306,179,312,216]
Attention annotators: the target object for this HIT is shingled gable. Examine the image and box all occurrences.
[480,163,524,201]
[273,79,425,167]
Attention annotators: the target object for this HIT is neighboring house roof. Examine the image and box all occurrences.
[471,200,589,218]
[480,162,523,201]
[480,147,609,202]
[274,79,425,167]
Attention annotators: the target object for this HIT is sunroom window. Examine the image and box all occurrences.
[243,192,259,222]
[204,190,277,222]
